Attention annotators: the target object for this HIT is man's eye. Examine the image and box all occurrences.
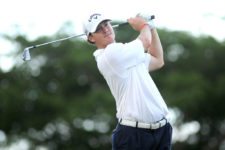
[103,22,108,27]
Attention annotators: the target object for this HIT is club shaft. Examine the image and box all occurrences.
[30,34,86,49]
[27,15,155,50]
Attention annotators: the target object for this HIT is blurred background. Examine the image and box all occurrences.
[1,0,225,149]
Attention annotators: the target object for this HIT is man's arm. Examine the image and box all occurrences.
[147,28,164,71]
[128,16,164,71]
[127,17,152,50]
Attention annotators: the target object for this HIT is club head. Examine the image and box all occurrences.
[22,48,31,61]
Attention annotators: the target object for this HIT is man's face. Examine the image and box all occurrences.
[88,20,115,48]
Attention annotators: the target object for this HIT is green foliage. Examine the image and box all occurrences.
[0,22,225,149]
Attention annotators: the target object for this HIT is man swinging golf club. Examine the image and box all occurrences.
[84,13,172,150]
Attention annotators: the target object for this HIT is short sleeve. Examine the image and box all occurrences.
[144,53,151,70]
[105,39,146,70]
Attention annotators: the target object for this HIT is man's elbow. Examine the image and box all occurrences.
[157,59,164,69]
[149,57,164,72]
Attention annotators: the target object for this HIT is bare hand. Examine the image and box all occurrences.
[127,16,148,31]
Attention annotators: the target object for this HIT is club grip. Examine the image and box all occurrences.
[116,15,155,28]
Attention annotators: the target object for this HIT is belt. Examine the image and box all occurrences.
[119,118,168,130]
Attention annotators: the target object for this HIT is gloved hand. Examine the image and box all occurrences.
[136,13,156,29]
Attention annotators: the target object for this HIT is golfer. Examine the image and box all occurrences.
[84,13,172,150]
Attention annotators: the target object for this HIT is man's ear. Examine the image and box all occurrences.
[88,34,95,43]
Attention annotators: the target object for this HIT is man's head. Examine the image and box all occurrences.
[84,13,115,48]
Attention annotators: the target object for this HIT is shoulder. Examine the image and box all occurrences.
[106,39,143,54]
[93,49,103,57]
[106,42,124,51]
[108,39,142,48]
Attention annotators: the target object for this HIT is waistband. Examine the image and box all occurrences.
[119,117,168,130]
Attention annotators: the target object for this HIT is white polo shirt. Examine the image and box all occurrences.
[93,39,169,123]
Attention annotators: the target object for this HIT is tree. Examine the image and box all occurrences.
[0,22,225,149]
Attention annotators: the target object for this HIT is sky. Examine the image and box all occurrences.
[0,0,225,71]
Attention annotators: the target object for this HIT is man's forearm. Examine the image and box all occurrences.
[147,29,164,64]
[138,25,152,50]
[146,28,164,71]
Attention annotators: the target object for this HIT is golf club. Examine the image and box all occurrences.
[22,15,155,61]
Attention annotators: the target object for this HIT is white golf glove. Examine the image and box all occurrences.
[136,13,155,30]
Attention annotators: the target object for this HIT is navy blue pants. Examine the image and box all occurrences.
[112,123,172,150]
